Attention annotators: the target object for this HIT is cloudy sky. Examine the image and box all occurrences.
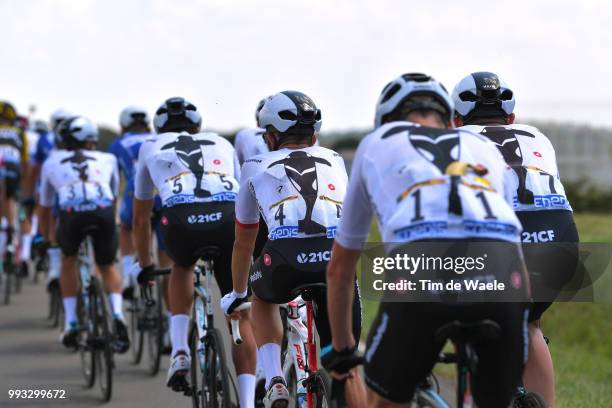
[3,0,612,132]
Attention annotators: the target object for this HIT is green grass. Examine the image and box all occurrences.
[359,213,612,407]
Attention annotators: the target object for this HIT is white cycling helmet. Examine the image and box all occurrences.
[50,109,73,132]
[452,72,515,123]
[258,91,322,134]
[374,73,454,128]
[153,97,202,134]
[59,116,98,148]
[119,106,149,129]
[255,95,272,126]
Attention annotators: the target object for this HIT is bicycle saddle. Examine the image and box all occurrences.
[434,319,501,346]
[291,282,326,301]
[195,245,221,260]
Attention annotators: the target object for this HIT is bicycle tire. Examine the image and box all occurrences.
[190,323,201,408]
[129,294,144,365]
[3,262,12,305]
[92,278,113,402]
[146,276,164,376]
[14,265,22,294]
[78,291,95,388]
[50,285,62,328]
[201,328,231,408]
[313,369,334,408]
[513,391,549,408]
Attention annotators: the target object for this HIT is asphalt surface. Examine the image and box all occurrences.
[0,273,237,408]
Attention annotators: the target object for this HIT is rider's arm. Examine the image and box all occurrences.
[38,161,55,242]
[232,160,261,294]
[328,138,374,350]
[133,199,154,267]
[133,143,156,267]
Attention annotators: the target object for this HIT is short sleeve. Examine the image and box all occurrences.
[134,141,156,200]
[234,160,261,226]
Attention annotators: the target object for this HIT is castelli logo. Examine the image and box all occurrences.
[161,216,169,226]
[533,151,542,158]
[263,254,271,266]
[328,183,335,190]
[213,159,221,165]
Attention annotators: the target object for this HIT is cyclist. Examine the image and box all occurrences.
[108,106,171,296]
[221,90,363,407]
[452,71,579,407]
[234,96,270,167]
[132,97,257,407]
[38,116,129,353]
[0,101,28,266]
[25,110,73,289]
[324,73,530,408]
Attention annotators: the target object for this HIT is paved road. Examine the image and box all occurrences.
[0,275,238,407]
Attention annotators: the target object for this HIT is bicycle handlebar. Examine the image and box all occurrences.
[230,302,251,345]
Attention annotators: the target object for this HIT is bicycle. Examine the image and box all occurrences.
[74,232,115,402]
[128,267,170,376]
[1,227,19,305]
[281,283,334,408]
[186,246,245,408]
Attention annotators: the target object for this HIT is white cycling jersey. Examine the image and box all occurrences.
[460,124,572,212]
[335,121,523,252]
[39,149,119,211]
[236,146,347,240]
[234,127,321,166]
[135,131,240,207]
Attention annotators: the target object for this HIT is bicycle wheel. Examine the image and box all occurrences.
[201,328,231,408]
[78,291,96,388]
[146,277,164,376]
[513,391,548,408]
[312,369,334,408]
[3,261,12,305]
[129,293,144,364]
[190,323,201,408]
[91,278,113,402]
[50,284,63,328]
[413,388,451,408]
[14,264,22,294]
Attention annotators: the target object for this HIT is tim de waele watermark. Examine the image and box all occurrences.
[370,253,507,292]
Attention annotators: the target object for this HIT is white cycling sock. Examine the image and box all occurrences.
[21,234,32,261]
[259,343,283,389]
[63,296,77,330]
[121,254,135,288]
[237,373,256,408]
[47,247,62,281]
[255,348,265,379]
[108,293,124,319]
[170,314,190,357]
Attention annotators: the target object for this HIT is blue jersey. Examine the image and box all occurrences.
[108,132,152,194]
[34,131,55,165]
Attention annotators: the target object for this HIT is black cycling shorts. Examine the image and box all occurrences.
[518,210,579,322]
[57,207,118,266]
[159,201,235,295]
[0,162,20,199]
[251,237,362,349]
[364,300,528,406]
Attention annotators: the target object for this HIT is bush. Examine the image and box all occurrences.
[565,179,612,212]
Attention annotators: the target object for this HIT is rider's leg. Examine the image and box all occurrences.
[524,319,556,408]
[119,223,135,288]
[98,263,124,319]
[232,311,257,408]
[59,254,79,329]
[46,216,61,283]
[251,293,283,388]
[168,263,194,356]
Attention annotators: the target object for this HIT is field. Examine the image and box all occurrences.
[358,213,612,407]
